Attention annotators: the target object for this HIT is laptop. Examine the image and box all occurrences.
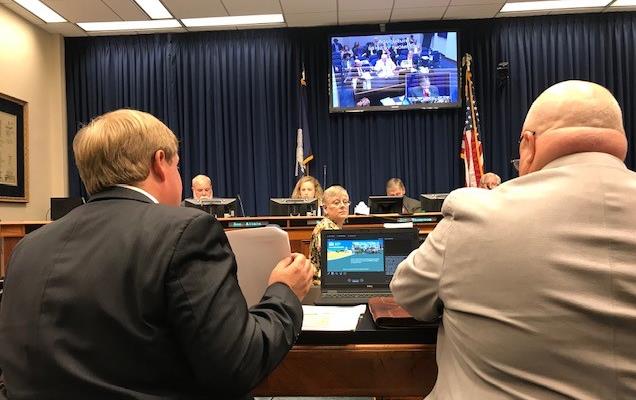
[314,228,419,306]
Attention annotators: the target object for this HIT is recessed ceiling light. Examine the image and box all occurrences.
[77,19,180,32]
[134,0,173,19]
[181,14,285,27]
[611,0,636,6]
[13,0,66,23]
[500,0,611,12]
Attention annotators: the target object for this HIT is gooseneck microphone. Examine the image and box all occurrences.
[236,194,246,217]
[323,164,327,187]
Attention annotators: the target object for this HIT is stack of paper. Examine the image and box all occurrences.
[301,304,367,331]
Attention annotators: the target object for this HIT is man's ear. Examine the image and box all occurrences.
[150,150,168,182]
[519,131,536,175]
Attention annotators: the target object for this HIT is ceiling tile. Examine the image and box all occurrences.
[605,5,636,11]
[43,21,88,36]
[339,8,391,24]
[391,6,447,21]
[450,0,504,5]
[286,11,338,27]
[280,0,337,14]
[41,0,120,22]
[221,0,282,15]
[394,0,450,7]
[339,0,393,11]
[162,0,227,19]
[101,0,149,20]
[443,3,503,18]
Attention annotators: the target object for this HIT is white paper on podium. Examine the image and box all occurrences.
[226,226,291,307]
[301,304,367,331]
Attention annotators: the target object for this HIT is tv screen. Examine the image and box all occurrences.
[270,198,319,216]
[368,196,404,214]
[184,198,237,218]
[329,31,460,112]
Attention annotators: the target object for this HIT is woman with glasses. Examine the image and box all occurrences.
[309,185,350,284]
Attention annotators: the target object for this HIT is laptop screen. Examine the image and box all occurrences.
[320,228,419,290]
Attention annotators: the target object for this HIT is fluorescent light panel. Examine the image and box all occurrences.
[77,19,180,32]
[182,14,285,27]
[501,0,611,12]
[611,0,636,6]
[13,0,66,23]
[134,0,173,19]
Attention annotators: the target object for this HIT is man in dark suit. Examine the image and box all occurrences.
[0,109,313,399]
[386,178,421,214]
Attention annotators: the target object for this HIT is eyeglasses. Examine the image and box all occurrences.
[329,199,351,208]
[511,131,536,172]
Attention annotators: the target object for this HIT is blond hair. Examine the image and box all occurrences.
[322,185,348,204]
[291,176,323,201]
[73,109,178,195]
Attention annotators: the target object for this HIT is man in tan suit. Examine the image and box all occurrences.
[391,81,636,399]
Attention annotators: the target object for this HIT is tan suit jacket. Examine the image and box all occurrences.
[391,152,636,399]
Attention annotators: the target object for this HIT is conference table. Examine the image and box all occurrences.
[0,213,443,398]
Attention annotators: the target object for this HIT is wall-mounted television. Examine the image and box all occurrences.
[329,31,460,112]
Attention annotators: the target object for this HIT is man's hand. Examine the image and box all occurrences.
[268,253,313,300]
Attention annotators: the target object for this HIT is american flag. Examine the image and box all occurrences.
[295,68,313,177]
[460,54,484,187]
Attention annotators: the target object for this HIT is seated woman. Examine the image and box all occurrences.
[308,185,350,285]
[290,175,324,204]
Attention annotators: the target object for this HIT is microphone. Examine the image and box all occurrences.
[323,164,327,187]
[236,194,246,217]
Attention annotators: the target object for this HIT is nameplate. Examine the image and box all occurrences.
[228,221,269,228]
[397,216,440,223]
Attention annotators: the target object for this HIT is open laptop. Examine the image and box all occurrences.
[314,228,419,306]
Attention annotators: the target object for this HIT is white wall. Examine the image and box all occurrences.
[0,5,67,221]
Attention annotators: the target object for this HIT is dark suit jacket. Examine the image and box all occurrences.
[408,85,440,99]
[403,195,422,214]
[0,186,302,399]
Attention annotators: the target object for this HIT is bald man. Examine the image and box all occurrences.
[391,81,636,399]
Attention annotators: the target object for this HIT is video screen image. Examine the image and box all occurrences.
[326,239,385,273]
[329,32,459,112]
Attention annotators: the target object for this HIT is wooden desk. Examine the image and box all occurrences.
[252,344,437,398]
[1,213,441,277]
[0,221,48,277]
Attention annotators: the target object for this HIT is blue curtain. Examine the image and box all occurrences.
[65,12,636,215]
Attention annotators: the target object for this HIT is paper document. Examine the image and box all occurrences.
[301,304,367,331]
[383,222,414,229]
[226,226,290,307]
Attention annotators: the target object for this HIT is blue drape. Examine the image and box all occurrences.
[65,12,636,215]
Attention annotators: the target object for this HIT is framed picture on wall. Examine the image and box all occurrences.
[0,93,28,202]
